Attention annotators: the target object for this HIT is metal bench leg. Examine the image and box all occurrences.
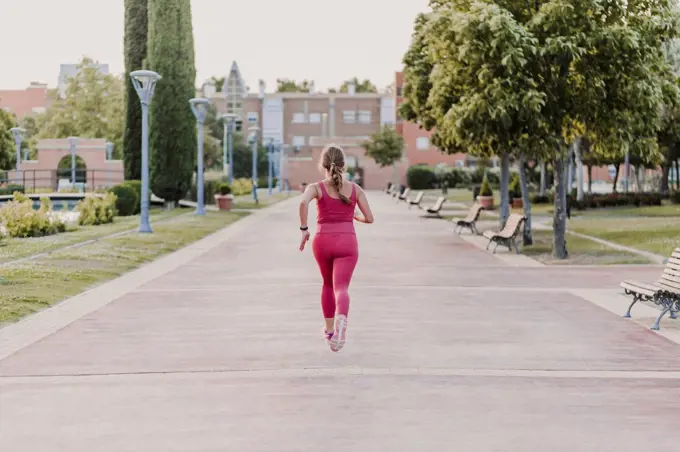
[651,307,671,331]
[670,310,678,320]
[623,295,641,318]
[485,239,492,250]
[492,241,499,254]
[513,238,520,255]
[471,224,479,236]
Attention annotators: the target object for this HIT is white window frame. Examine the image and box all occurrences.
[342,110,356,124]
[308,113,321,124]
[292,112,306,123]
[292,136,306,147]
[358,110,371,124]
[416,137,430,151]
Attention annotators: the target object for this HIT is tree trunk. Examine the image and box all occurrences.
[612,164,620,193]
[499,152,510,228]
[518,153,532,246]
[552,150,568,259]
[574,137,584,201]
[539,161,546,196]
[661,162,671,194]
[634,166,642,193]
[587,164,593,193]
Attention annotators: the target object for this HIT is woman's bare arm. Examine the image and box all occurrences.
[354,185,374,224]
[298,184,318,228]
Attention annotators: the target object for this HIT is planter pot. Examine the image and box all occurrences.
[214,194,233,211]
[477,195,494,209]
[512,198,523,209]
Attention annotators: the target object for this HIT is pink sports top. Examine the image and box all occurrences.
[316,181,357,234]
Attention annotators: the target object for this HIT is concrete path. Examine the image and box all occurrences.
[1,192,680,451]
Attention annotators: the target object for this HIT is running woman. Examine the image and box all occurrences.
[298,145,374,352]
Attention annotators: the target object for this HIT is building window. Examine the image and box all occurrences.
[292,136,306,147]
[343,111,356,124]
[292,112,306,123]
[309,113,321,124]
[247,112,258,125]
[416,137,429,151]
[455,160,465,168]
[397,86,402,96]
[358,111,371,124]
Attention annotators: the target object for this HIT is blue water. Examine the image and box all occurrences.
[0,199,79,211]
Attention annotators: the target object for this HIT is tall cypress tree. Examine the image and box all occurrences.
[123,0,148,181]
[147,0,197,203]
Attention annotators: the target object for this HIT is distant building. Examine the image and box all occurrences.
[0,82,50,119]
[58,63,109,98]
[204,66,402,190]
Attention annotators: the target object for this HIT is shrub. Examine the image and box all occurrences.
[76,193,117,226]
[509,173,521,198]
[232,178,253,196]
[0,184,25,196]
[188,179,219,205]
[121,180,142,214]
[438,167,471,189]
[0,192,65,238]
[110,183,139,217]
[407,165,437,190]
[531,194,551,204]
[671,191,680,205]
[217,183,232,196]
[470,168,501,187]
[479,174,493,197]
[256,176,278,189]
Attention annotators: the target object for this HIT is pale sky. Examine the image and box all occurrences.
[2,0,430,91]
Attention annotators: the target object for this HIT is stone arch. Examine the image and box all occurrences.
[57,154,87,184]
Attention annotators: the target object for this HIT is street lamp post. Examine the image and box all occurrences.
[130,69,162,233]
[190,98,211,216]
[106,142,114,187]
[219,113,238,184]
[9,127,25,185]
[67,136,79,186]
[267,139,274,196]
[248,126,260,204]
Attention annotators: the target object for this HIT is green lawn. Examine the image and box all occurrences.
[0,211,248,324]
[522,230,650,265]
[568,217,680,257]
[576,202,680,218]
[0,208,186,263]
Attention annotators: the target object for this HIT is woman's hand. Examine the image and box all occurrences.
[299,229,311,251]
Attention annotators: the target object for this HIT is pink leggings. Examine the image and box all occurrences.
[312,233,359,318]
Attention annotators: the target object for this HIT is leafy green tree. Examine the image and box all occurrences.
[123,0,149,180]
[38,57,124,153]
[276,79,313,93]
[18,115,39,160]
[0,109,17,170]
[209,76,226,93]
[147,0,197,204]
[363,126,404,186]
[338,77,377,93]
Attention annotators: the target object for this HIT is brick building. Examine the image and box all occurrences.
[0,82,50,119]
[205,63,405,190]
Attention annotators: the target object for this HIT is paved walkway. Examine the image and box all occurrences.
[1,192,680,451]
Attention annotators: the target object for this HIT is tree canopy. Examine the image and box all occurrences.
[338,77,378,93]
[0,109,17,170]
[276,79,314,93]
[363,126,405,168]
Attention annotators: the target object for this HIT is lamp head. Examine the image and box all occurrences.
[189,98,211,123]
[9,127,25,143]
[130,70,161,102]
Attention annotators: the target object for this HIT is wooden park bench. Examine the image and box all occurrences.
[482,213,526,254]
[620,247,680,330]
[397,188,411,203]
[408,191,424,209]
[454,203,484,235]
[424,197,446,218]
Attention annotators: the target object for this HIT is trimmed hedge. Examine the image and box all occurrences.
[121,180,142,214]
[407,165,438,190]
[188,179,219,205]
[76,193,117,226]
[0,184,25,196]
[110,183,139,216]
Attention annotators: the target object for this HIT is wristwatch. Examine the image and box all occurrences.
[300,226,309,231]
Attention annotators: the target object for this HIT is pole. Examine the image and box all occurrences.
[268,140,273,195]
[196,122,206,215]
[139,102,152,233]
[228,121,234,185]
[70,140,76,185]
[279,145,284,193]
[252,137,258,204]
[222,120,228,177]
[14,136,22,182]
[624,146,630,193]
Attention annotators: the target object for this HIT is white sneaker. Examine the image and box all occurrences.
[329,314,348,352]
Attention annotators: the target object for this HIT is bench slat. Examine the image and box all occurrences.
[482,230,495,240]
[658,275,680,292]
[621,280,659,297]
[663,267,680,278]
[668,256,680,266]
[498,214,524,239]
